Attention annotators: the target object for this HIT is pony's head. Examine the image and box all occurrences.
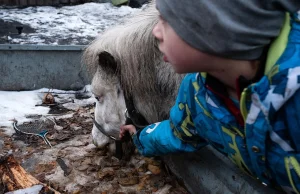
[83,1,183,150]
[90,51,125,149]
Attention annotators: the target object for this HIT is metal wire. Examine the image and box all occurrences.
[12,116,55,148]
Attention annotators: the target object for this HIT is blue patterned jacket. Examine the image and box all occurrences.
[133,13,300,193]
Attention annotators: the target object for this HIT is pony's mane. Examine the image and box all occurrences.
[83,1,183,120]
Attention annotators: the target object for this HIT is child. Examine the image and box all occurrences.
[120,0,300,192]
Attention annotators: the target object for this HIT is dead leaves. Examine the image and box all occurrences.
[0,101,189,194]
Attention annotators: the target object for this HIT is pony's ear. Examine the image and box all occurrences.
[98,51,118,74]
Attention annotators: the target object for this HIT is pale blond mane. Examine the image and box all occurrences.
[83,1,183,122]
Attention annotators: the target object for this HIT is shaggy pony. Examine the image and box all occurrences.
[83,1,183,148]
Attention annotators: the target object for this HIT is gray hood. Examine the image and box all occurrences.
[156,0,300,60]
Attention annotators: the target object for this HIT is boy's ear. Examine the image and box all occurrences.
[98,51,118,75]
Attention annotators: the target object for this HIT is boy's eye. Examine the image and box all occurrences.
[158,15,165,22]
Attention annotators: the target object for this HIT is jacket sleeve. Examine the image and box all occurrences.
[132,74,208,157]
[264,12,300,192]
[284,89,300,152]
[266,88,300,192]
[282,90,300,192]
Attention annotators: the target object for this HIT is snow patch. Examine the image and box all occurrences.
[1,3,141,45]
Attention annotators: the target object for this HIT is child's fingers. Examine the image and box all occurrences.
[119,126,126,137]
[119,125,128,139]
[126,125,137,135]
[119,125,137,137]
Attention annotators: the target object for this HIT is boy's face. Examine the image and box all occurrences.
[152,16,219,74]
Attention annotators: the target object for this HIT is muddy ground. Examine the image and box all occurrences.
[0,94,189,194]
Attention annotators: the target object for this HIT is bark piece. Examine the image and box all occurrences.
[0,155,60,193]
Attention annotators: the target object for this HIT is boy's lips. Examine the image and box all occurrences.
[158,44,168,62]
[163,55,169,62]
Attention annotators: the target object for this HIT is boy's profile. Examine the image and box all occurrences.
[120,0,300,193]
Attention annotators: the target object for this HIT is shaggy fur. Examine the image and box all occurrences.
[83,0,184,148]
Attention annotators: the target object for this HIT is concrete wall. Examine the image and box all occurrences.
[163,146,283,194]
[0,44,90,91]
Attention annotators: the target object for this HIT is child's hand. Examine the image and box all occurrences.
[119,124,137,139]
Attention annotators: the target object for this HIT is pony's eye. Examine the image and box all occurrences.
[95,95,104,103]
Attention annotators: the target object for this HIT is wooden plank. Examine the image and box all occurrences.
[59,0,69,4]
[36,0,44,5]
[52,0,59,5]
[28,0,36,5]
[19,0,28,6]
[12,0,19,5]
[43,0,52,5]
[70,0,78,4]
[5,0,11,5]
[6,0,17,5]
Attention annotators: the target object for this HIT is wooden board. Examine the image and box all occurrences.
[19,0,28,6]
[28,0,36,5]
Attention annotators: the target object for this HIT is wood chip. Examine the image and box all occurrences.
[148,164,161,175]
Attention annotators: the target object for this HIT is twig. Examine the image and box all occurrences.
[38,92,79,94]
[35,104,57,107]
